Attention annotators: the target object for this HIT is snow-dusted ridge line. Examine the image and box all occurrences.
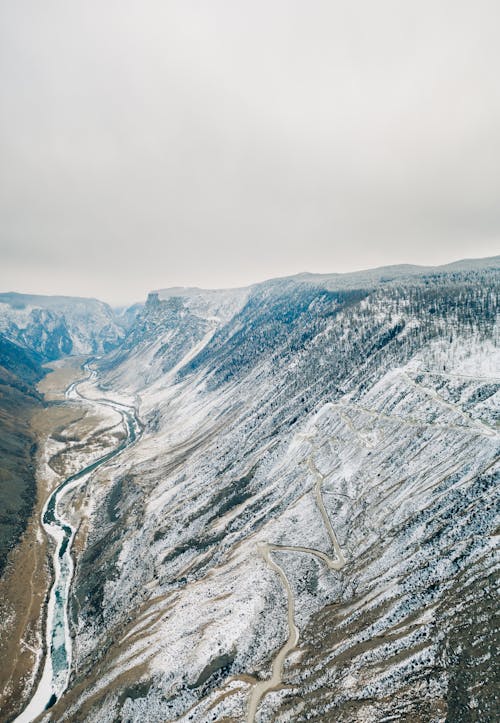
[152,254,500,298]
[15,364,142,723]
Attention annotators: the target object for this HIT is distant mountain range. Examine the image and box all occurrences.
[0,292,139,360]
[1,256,498,362]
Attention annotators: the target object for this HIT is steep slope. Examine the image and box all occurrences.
[30,258,499,722]
[0,293,126,360]
[0,335,45,577]
[99,286,250,392]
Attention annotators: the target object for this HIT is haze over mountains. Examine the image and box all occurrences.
[0,256,498,722]
[0,294,132,360]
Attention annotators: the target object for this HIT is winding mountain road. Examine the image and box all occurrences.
[246,367,499,721]
[247,445,346,722]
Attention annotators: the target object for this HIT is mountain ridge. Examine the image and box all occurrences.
[151,255,500,297]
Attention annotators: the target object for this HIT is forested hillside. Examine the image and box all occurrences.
[0,335,44,576]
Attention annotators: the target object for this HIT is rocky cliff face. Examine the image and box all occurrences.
[0,293,127,360]
[40,259,499,722]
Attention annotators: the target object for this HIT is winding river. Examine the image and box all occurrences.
[16,364,141,723]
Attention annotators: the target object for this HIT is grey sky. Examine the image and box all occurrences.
[1,1,499,304]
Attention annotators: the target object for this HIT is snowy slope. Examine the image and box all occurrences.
[0,293,125,359]
[38,259,499,722]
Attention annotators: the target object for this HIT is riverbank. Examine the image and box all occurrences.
[0,360,88,720]
[12,364,141,723]
[0,358,127,721]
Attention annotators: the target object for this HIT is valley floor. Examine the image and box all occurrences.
[0,359,125,721]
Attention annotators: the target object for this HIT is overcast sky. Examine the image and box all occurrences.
[1,1,499,303]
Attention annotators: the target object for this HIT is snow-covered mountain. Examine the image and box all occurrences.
[0,293,127,360]
[35,257,497,722]
[13,257,500,721]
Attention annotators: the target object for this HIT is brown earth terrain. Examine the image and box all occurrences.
[37,357,88,403]
[0,358,119,722]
